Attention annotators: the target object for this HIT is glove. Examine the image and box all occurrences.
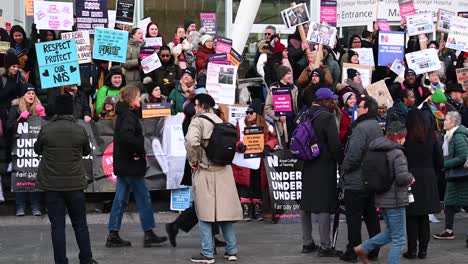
[35,105,46,117]
[17,111,30,122]
[237,143,246,153]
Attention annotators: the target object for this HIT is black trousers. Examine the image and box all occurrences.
[238,169,262,200]
[445,206,468,230]
[173,202,219,235]
[45,191,92,264]
[406,214,430,252]
[344,189,381,257]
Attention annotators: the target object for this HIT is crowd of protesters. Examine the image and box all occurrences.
[0,12,467,264]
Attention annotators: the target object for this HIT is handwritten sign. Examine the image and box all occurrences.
[200,13,217,35]
[406,13,434,36]
[93,28,128,63]
[0,41,10,54]
[26,0,43,17]
[144,37,163,48]
[437,9,455,33]
[405,48,441,75]
[244,126,265,159]
[34,1,74,31]
[116,0,135,25]
[76,0,108,34]
[378,31,405,67]
[108,10,116,29]
[456,67,468,90]
[141,53,162,74]
[142,103,171,118]
[35,39,80,89]
[61,31,92,64]
[272,87,293,116]
[447,16,468,52]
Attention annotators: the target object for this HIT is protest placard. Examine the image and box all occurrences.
[208,54,230,65]
[141,53,162,74]
[142,103,171,118]
[215,36,232,54]
[405,48,441,75]
[170,188,191,211]
[26,0,42,17]
[76,0,108,34]
[272,87,293,116]
[351,48,374,67]
[34,1,74,31]
[108,10,116,28]
[320,0,337,26]
[437,9,455,33]
[390,59,406,76]
[456,67,468,89]
[137,17,152,36]
[366,80,394,108]
[264,150,303,224]
[144,37,163,48]
[200,13,217,35]
[93,28,129,63]
[61,31,92,64]
[377,19,391,32]
[116,0,135,25]
[307,22,337,47]
[459,12,468,19]
[227,49,241,66]
[0,41,10,54]
[398,0,415,19]
[35,39,81,89]
[378,31,405,67]
[281,3,310,28]
[206,63,238,105]
[244,126,265,159]
[406,13,434,36]
[342,63,373,88]
[447,16,468,52]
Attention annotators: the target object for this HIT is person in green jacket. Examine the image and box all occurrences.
[96,66,126,114]
[169,66,196,115]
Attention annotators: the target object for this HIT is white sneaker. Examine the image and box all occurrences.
[224,254,238,261]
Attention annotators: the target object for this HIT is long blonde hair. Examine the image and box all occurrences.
[18,93,42,116]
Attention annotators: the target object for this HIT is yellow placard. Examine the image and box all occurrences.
[142,103,171,118]
[244,126,265,155]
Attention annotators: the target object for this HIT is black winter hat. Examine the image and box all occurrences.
[247,98,263,116]
[105,66,126,88]
[20,83,36,97]
[275,65,291,81]
[446,83,464,93]
[182,66,196,80]
[347,68,359,80]
[184,19,195,32]
[5,49,19,68]
[54,94,74,116]
[404,68,416,78]
[194,93,215,108]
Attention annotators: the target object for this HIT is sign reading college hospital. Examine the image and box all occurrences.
[35,39,81,89]
[93,28,129,63]
[34,1,74,31]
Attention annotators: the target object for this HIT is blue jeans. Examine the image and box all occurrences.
[45,191,92,264]
[199,221,237,258]
[16,192,41,210]
[362,207,406,264]
[108,176,155,232]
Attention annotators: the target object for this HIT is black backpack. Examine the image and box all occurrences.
[361,149,394,193]
[198,115,237,165]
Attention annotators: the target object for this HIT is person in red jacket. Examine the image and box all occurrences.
[235,99,279,221]
[339,92,358,145]
[195,35,214,75]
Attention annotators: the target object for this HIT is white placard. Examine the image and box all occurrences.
[437,9,455,33]
[342,63,373,88]
[307,22,337,47]
[390,59,406,76]
[137,17,152,36]
[61,31,92,64]
[206,63,238,105]
[144,37,163,47]
[34,1,74,31]
[447,16,468,52]
[108,10,117,29]
[351,48,375,67]
[141,53,162,74]
[406,13,435,36]
[405,48,441,75]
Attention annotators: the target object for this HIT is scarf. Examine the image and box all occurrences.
[396,100,409,114]
[344,104,358,121]
[429,102,445,132]
[443,126,458,156]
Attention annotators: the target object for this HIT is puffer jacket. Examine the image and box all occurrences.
[123,38,144,82]
[368,137,414,208]
[444,125,468,170]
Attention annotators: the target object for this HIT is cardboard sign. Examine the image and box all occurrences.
[61,31,92,64]
[215,36,232,54]
[116,0,135,25]
[170,188,191,211]
[406,13,435,36]
[320,0,337,26]
[0,41,10,54]
[200,13,217,35]
[35,39,81,89]
[141,53,162,74]
[76,0,108,34]
[378,31,405,67]
[437,9,455,33]
[456,67,468,90]
[281,3,310,28]
[26,0,42,17]
[307,22,337,47]
[377,19,391,32]
[244,126,265,159]
[351,48,375,67]
[342,63,373,88]
[108,10,116,29]
[272,87,293,116]
[206,63,238,105]
[447,16,468,52]
[390,59,406,76]
[398,0,415,20]
[137,17,152,36]
[405,48,441,75]
[142,103,171,118]
[93,28,129,63]
[365,80,394,108]
[34,1,74,30]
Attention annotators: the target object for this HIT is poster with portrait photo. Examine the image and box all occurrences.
[306,22,337,47]
[437,9,455,33]
[341,63,373,88]
[281,3,310,28]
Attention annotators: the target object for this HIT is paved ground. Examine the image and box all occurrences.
[0,211,467,264]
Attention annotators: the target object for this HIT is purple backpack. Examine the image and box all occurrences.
[290,111,323,160]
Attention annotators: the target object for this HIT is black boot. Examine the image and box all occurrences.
[403,251,417,259]
[106,231,132,247]
[317,247,342,257]
[165,222,179,247]
[253,202,264,221]
[301,243,319,253]
[214,236,227,247]
[241,202,251,221]
[143,230,168,247]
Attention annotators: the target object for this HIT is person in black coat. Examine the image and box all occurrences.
[47,85,92,122]
[300,88,343,257]
[106,85,167,248]
[389,69,431,107]
[403,109,443,259]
